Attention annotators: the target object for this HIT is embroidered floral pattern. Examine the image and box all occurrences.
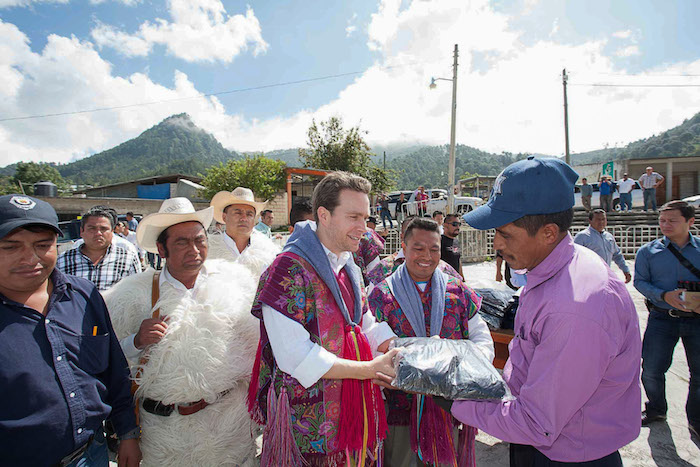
[368,276,481,425]
[251,252,367,455]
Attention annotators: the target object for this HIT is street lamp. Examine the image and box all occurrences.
[429,44,459,214]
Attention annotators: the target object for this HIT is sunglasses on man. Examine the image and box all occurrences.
[447,221,461,227]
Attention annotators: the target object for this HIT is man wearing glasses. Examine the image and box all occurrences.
[441,213,463,278]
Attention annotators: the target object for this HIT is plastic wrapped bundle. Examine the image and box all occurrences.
[391,337,510,400]
[475,287,515,330]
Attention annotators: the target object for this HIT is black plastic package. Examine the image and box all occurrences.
[475,287,515,330]
[390,337,510,401]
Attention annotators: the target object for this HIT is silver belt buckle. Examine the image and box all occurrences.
[668,310,680,318]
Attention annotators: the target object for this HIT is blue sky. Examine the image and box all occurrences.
[1,0,700,165]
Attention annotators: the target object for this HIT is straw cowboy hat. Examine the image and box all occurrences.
[136,197,214,254]
[210,187,267,224]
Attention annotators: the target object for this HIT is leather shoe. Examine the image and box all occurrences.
[641,411,666,426]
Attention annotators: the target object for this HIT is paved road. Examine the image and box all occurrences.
[463,260,700,466]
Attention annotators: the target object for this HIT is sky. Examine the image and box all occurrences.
[1,0,700,166]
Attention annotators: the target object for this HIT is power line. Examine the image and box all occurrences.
[0,59,437,123]
[571,83,700,88]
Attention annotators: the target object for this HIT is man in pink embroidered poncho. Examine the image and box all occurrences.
[368,217,493,466]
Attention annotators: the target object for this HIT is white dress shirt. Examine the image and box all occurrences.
[262,242,396,389]
[119,265,209,359]
[222,231,249,260]
[615,178,636,194]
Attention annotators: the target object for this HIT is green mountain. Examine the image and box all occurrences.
[388,145,530,189]
[572,111,700,165]
[57,113,238,185]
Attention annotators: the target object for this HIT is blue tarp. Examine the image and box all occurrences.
[137,183,170,200]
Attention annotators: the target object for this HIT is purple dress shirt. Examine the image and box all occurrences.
[452,235,641,462]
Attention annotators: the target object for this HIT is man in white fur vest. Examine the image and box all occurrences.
[104,198,260,466]
[208,187,280,278]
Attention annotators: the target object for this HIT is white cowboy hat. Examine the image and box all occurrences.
[136,197,214,254]
[210,187,267,224]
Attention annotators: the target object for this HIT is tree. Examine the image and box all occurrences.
[12,162,67,194]
[298,117,396,193]
[201,155,287,201]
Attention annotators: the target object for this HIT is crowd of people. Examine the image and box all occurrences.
[0,156,698,467]
[580,165,665,213]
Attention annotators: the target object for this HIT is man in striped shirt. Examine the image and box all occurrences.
[57,206,141,291]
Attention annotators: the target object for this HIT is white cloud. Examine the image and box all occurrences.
[3,0,700,168]
[615,45,641,57]
[612,29,633,39]
[549,18,559,38]
[346,13,358,37]
[91,0,268,63]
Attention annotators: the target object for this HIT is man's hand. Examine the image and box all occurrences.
[376,337,397,354]
[664,289,692,311]
[624,272,632,283]
[367,348,398,380]
[117,438,142,467]
[134,317,168,349]
[495,271,503,282]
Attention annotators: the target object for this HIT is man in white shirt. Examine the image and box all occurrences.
[639,166,665,212]
[616,173,637,212]
[247,172,399,465]
[207,187,280,278]
[104,198,260,466]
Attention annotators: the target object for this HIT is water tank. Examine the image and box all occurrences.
[34,181,58,197]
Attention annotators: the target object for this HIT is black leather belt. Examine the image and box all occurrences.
[56,435,94,467]
[648,301,699,319]
[141,388,232,417]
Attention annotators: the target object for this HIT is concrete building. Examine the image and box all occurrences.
[76,174,206,201]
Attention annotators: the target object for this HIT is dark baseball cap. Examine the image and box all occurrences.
[0,194,61,240]
[462,156,579,230]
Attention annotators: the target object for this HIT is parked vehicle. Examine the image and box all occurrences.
[385,190,414,218]
[682,194,700,209]
[400,188,484,217]
[574,181,644,211]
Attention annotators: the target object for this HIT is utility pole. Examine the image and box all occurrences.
[562,68,571,166]
[383,151,386,171]
[446,44,458,214]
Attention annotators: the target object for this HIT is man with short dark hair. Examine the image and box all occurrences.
[366,216,462,291]
[57,206,142,291]
[125,212,138,231]
[634,200,700,437]
[639,166,664,212]
[580,178,593,212]
[441,213,463,277]
[0,194,140,466]
[616,173,636,212]
[105,197,261,465]
[574,209,631,283]
[255,209,274,238]
[369,217,492,465]
[378,193,394,229]
[248,171,399,464]
[289,199,314,232]
[432,210,444,235]
[444,157,641,466]
[599,176,614,212]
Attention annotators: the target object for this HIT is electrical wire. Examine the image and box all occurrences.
[0,56,451,123]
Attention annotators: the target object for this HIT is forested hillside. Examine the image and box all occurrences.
[58,113,238,185]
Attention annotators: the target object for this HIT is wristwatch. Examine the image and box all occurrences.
[119,427,141,440]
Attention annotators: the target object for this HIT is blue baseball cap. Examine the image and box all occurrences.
[0,194,61,240]
[462,156,579,230]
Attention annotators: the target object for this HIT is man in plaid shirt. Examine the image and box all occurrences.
[57,206,141,291]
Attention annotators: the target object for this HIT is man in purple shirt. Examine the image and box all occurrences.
[457,157,642,466]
